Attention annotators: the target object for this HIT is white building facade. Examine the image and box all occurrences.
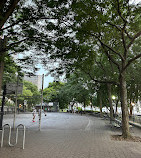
[24,75,42,90]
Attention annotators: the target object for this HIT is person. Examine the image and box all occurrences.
[32,109,36,122]
[38,109,47,120]
[42,109,47,116]
[38,109,41,120]
[80,108,82,116]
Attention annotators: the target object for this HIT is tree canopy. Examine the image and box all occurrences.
[45,0,141,138]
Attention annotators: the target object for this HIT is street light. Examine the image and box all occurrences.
[112,95,116,100]
[112,95,117,116]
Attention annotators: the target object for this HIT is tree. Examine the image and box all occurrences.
[58,73,91,110]
[43,81,64,103]
[2,55,24,84]
[0,0,69,94]
[62,0,141,138]
[46,0,141,138]
[126,61,141,116]
[17,81,40,110]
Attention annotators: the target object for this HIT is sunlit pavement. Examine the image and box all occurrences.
[0,112,141,158]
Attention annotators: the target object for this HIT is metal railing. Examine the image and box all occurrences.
[1,124,26,149]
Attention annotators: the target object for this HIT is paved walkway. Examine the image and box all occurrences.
[0,113,141,158]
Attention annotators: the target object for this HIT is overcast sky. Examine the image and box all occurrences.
[130,0,141,4]
[37,67,54,88]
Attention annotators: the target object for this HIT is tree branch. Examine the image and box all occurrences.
[0,20,21,31]
[105,22,121,31]
[102,45,121,72]
[127,31,141,49]
[90,33,124,61]
[0,0,6,10]
[95,38,121,71]
[0,0,20,29]
[123,53,141,71]
[8,38,28,48]
[121,26,127,59]
[95,60,107,75]
[0,38,28,53]
[125,30,132,39]
[86,70,118,85]
[116,0,127,23]
[81,67,118,85]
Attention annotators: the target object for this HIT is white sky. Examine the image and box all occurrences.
[130,0,141,4]
[37,67,54,88]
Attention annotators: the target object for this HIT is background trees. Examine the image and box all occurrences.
[9,80,40,110]
[43,81,64,103]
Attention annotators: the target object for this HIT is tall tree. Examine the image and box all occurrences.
[17,80,40,110]
[0,0,69,94]
[71,0,141,138]
[46,0,141,138]
[43,81,64,103]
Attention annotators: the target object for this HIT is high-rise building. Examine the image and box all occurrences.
[24,75,42,90]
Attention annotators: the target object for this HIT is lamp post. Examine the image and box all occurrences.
[39,74,44,131]
[13,72,18,129]
[112,95,116,118]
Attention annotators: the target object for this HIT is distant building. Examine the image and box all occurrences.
[35,102,59,112]
[24,75,42,90]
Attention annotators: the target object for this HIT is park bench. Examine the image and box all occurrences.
[111,118,133,129]
[111,118,122,128]
[103,114,110,120]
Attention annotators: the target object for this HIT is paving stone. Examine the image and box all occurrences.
[0,113,141,158]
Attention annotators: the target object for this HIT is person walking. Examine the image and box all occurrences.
[32,109,36,122]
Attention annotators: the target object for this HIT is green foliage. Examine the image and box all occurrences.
[127,60,141,102]
[18,80,40,109]
[0,99,14,107]
[3,56,24,85]
[43,81,64,103]
[77,107,82,112]
[23,80,38,93]
[58,74,92,109]
[0,0,72,75]
[46,0,141,108]
[22,86,33,97]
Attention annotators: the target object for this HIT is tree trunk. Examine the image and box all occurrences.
[0,84,6,129]
[99,92,103,116]
[115,100,119,114]
[119,71,130,138]
[0,60,4,95]
[107,83,114,122]
[0,39,4,95]
[0,36,7,95]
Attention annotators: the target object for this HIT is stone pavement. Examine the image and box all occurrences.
[0,113,141,158]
